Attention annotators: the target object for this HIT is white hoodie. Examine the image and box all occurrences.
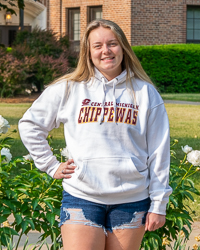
[19,69,172,215]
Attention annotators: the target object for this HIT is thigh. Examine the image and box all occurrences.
[61,223,105,250]
[105,227,145,250]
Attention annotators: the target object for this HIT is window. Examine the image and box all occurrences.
[88,6,102,23]
[187,6,200,43]
[66,8,80,51]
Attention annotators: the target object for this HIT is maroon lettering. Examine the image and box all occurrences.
[78,107,84,123]
[132,110,138,125]
[94,107,102,122]
[108,107,114,122]
[89,107,96,122]
[124,108,132,124]
[83,107,91,123]
[116,108,126,123]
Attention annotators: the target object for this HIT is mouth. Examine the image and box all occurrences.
[101,57,115,61]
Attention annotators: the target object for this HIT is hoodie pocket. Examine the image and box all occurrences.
[76,156,148,196]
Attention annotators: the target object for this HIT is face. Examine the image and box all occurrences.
[89,27,123,81]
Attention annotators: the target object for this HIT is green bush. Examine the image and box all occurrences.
[0,28,77,97]
[132,44,200,93]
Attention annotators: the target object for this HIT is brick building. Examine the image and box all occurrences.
[46,0,200,47]
[1,0,200,47]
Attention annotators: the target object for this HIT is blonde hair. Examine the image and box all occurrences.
[54,19,153,91]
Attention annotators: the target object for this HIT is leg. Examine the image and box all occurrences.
[61,208,106,250]
[105,226,145,250]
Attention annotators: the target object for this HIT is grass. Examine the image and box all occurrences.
[161,93,200,102]
[1,102,200,219]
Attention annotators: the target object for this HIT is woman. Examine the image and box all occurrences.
[19,19,172,250]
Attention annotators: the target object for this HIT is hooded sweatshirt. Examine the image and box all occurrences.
[18,68,172,215]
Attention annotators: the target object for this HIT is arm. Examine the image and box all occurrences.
[19,84,69,178]
[145,103,172,230]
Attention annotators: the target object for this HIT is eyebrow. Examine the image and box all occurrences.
[91,39,118,45]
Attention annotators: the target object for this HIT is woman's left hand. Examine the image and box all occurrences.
[145,212,166,231]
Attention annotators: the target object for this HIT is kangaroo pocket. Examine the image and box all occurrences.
[76,156,148,196]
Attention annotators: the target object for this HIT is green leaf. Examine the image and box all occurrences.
[21,220,29,233]
[32,198,39,210]
[0,216,7,223]
[46,212,55,227]
[169,196,178,207]
[176,217,183,230]
[2,227,19,236]
[14,213,23,225]
[44,201,54,212]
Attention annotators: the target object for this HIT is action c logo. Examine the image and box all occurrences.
[82,99,91,106]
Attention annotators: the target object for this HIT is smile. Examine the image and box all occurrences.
[101,57,115,61]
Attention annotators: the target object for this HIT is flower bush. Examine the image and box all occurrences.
[0,115,200,249]
[0,28,78,97]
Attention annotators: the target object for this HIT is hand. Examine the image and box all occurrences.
[145,212,166,231]
[53,159,76,179]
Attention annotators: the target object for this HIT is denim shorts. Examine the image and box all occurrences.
[59,191,150,233]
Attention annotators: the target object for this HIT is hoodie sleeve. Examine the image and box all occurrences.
[18,83,65,178]
[146,99,172,215]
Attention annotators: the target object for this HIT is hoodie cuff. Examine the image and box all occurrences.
[148,200,168,215]
[46,162,61,178]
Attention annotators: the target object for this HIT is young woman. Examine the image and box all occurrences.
[19,19,172,250]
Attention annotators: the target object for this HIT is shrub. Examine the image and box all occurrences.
[132,44,200,93]
[0,28,77,97]
[0,48,36,97]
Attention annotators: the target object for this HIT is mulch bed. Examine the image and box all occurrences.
[0,93,41,103]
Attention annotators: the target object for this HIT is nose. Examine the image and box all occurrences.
[102,44,110,54]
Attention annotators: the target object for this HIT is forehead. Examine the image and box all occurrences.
[89,27,118,44]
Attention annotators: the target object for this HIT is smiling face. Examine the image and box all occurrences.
[89,26,123,81]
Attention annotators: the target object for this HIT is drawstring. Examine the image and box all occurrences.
[100,77,118,124]
[100,77,106,124]
[113,79,117,123]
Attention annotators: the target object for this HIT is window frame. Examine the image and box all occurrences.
[186,6,200,43]
[87,6,102,23]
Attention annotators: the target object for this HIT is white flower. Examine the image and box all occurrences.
[181,145,193,154]
[187,150,200,166]
[61,147,69,160]
[1,148,12,163]
[23,154,33,162]
[0,115,10,134]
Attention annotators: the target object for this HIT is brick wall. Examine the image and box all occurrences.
[131,0,200,45]
[47,0,131,43]
[47,0,200,45]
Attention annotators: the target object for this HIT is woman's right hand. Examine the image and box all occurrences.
[53,159,76,179]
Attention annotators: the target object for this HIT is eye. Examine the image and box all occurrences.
[93,44,101,49]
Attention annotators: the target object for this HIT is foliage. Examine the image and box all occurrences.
[132,44,200,93]
[0,0,25,15]
[0,127,63,248]
[1,117,200,249]
[141,140,200,250]
[13,28,66,59]
[0,47,36,97]
[0,28,77,97]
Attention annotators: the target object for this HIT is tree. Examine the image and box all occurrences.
[0,0,25,15]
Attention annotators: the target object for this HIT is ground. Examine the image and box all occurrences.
[0,93,41,103]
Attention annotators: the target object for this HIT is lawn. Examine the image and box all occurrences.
[161,93,200,102]
[1,102,200,219]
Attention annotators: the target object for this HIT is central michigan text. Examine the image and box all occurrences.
[78,106,138,125]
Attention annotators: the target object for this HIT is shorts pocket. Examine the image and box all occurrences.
[76,156,148,196]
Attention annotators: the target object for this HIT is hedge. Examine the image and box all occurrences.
[132,44,200,93]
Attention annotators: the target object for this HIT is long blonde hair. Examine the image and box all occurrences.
[54,19,153,89]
